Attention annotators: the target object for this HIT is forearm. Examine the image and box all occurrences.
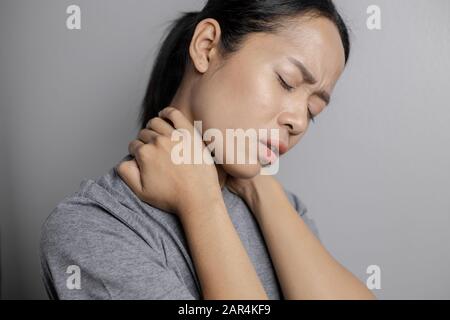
[179,197,268,300]
[248,181,376,300]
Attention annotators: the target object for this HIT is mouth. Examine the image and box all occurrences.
[260,137,287,153]
[258,140,280,167]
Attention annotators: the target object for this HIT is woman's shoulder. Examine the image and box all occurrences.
[39,179,194,300]
[40,186,131,258]
[40,156,156,250]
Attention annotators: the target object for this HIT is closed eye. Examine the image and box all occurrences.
[277,74,316,124]
[277,74,294,92]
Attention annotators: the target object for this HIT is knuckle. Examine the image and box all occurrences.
[128,140,139,153]
[136,143,151,159]
[146,117,159,129]
[138,129,151,142]
[154,134,168,146]
[137,129,145,140]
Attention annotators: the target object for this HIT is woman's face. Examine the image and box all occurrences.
[182,15,346,179]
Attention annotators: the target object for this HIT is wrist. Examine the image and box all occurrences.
[178,189,225,221]
[245,176,283,211]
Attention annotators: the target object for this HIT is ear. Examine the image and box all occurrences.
[188,18,222,74]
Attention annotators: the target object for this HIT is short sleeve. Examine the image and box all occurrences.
[40,204,195,300]
[284,190,321,241]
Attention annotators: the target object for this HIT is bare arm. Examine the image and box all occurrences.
[179,196,268,300]
[117,107,268,300]
[228,176,376,300]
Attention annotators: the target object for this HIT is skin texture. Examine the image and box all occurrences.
[173,14,345,183]
[117,14,376,299]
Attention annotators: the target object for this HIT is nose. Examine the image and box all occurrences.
[277,109,307,136]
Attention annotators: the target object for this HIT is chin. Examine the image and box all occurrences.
[221,163,262,179]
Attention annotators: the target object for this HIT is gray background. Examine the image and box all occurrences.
[0,0,449,299]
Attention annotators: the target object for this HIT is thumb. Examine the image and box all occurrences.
[116,159,143,195]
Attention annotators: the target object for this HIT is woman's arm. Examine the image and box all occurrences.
[227,175,376,300]
[178,194,268,300]
[117,107,268,300]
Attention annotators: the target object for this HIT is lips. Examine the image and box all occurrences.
[258,142,278,166]
[260,138,288,156]
[258,136,289,166]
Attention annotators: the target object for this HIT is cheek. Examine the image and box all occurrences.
[243,72,278,121]
[234,60,281,114]
[191,59,280,133]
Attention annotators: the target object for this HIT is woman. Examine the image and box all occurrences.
[40,0,376,300]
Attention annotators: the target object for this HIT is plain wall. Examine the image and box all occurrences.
[0,0,449,299]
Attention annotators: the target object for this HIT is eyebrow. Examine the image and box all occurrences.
[287,56,331,106]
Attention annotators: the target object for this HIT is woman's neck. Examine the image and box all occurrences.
[170,82,228,191]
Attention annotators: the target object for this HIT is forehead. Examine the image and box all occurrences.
[283,16,345,63]
[240,15,346,88]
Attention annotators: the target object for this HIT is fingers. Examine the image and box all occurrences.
[138,128,159,144]
[146,116,175,137]
[116,159,143,195]
[128,139,156,175]
[159,107,197,136]
[159,107,207,150]
[128,139,145,157]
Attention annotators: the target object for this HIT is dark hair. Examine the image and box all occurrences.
[139,0,351,129]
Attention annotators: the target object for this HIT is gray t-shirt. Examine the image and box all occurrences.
[40,155,320,300]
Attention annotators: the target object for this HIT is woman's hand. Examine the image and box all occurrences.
[118,107,269,299]
[226,174,282,212]
[116,106,223,217]
[228,169,376,300]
